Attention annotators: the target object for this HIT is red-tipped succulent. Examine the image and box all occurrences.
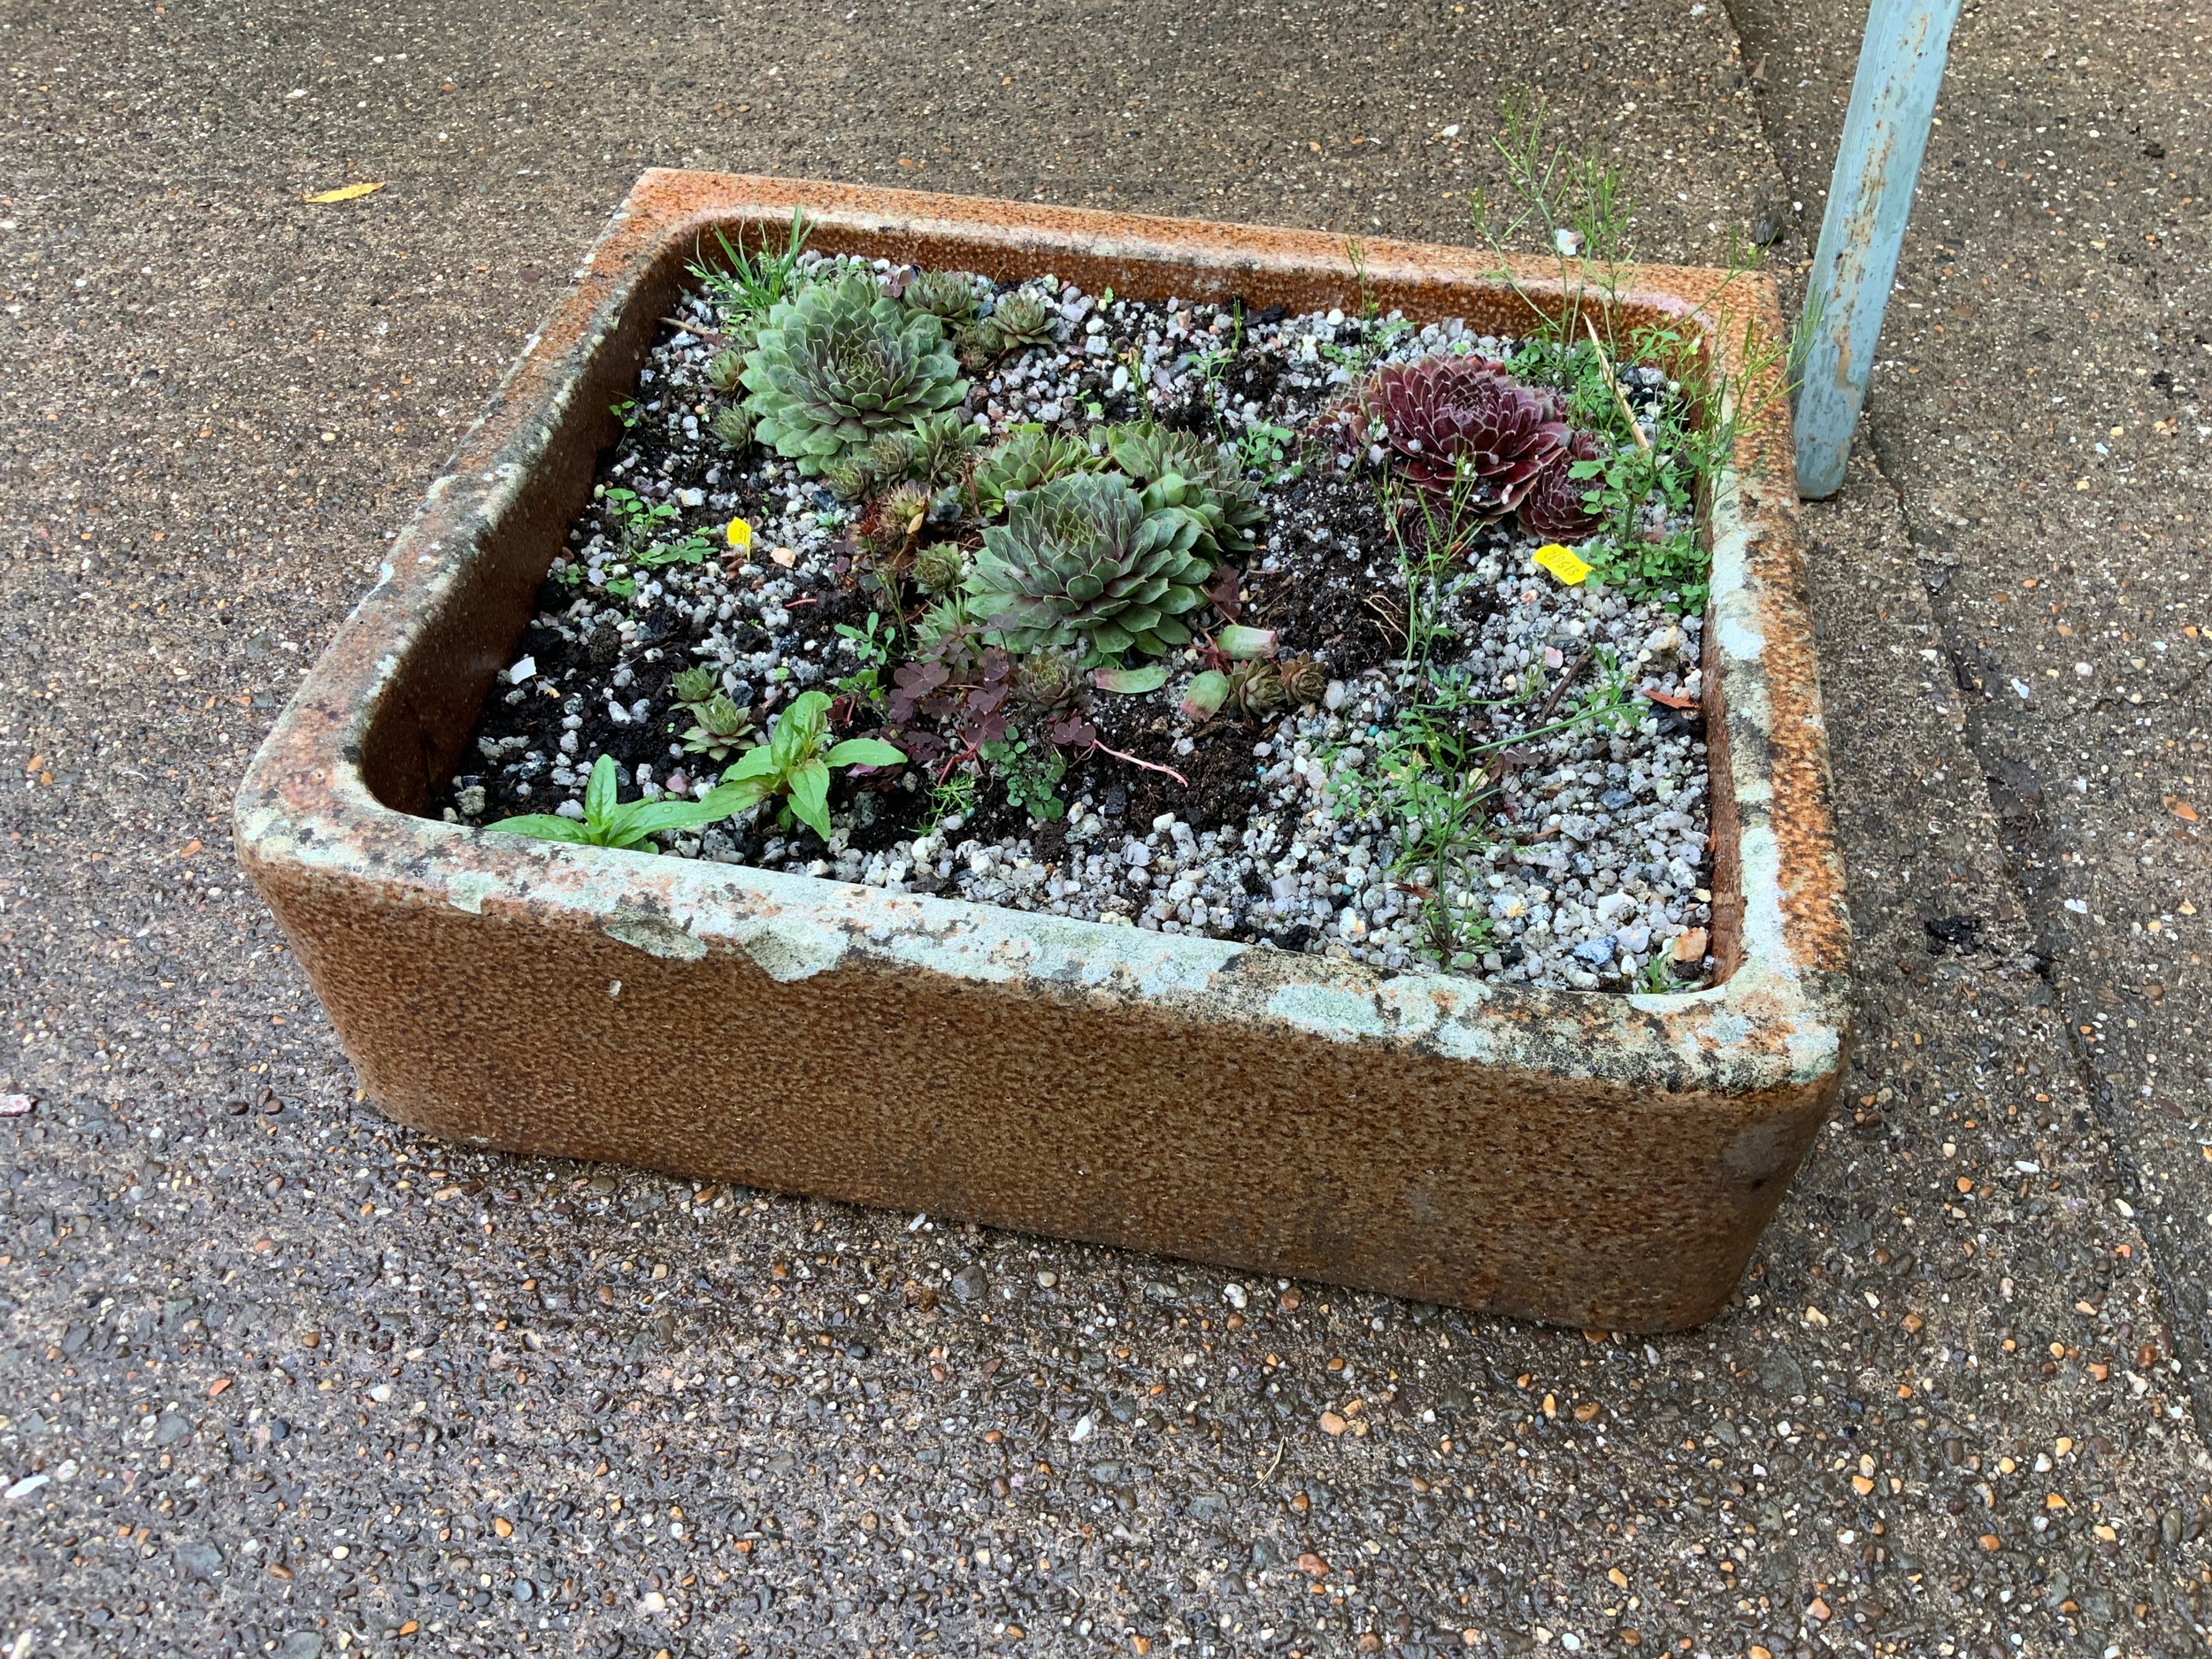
[1517,429,1607,540]
[1362,354,1571,510]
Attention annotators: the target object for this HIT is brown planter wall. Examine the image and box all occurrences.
[236,173,1852,1333]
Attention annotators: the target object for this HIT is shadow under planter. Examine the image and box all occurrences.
[236,172,1851,1333]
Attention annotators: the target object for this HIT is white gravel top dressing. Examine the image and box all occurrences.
[447,253,1714,992]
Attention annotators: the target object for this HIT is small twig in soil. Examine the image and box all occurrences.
[1583,313,1650,453]
[662,315,731,342]
[1087,739,1189,790]
[1256,1440,1285,1486]
[1475,651,1593,797]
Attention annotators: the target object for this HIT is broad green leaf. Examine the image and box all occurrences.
[484,814,592,845]
[1092,664,1169,695]
[1180,670,1231,722]
[1215,625,1279,660]
[584,755,618,824]
[785,757,832,840]
[700,774,772,816]
[824,737,905,770]
[725,746,781,783]
[624,796,735,837]
[770,690,831,767]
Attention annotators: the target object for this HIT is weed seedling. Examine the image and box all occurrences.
[979,732,1068,821]
[688,211,813,328]
[487,755,744,851]
[833,612,897,705]
[714,689,905,841]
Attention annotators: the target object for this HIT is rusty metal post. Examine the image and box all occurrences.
[1793,0,1961,499]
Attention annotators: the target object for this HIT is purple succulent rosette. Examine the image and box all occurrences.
[1517,428,1608,540]
[1362,354,1571,511]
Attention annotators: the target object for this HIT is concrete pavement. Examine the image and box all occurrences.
[4,2,2209,1655]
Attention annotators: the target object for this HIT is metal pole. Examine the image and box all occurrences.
[1792,0,1961,499]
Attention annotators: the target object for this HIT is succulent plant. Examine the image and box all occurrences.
[967,472,1213,663]
[1103,422,1264,557]
[739,273,967,478]
[710,404,755,451]
[949,290,1060,372]
[706,347,748,394]
[952,323,1003,375]
[989,291,1057,352]
[848,481,936,566]
[1226,659,1288,718]
[670,664,719,707]
[969,425,1101,518]
[1516,430,1606,539]
[680,694,755,762]
[902,270,981,324]
[1014,649,1086,713]
[821,455,876,502]
[914,589,984,646]
[1279,654,1328,708]
[866,427,918,482]
[1180,659,1291,724]
[911,541,969,595]
[908,411,984,485]
[1362,354,1570,510]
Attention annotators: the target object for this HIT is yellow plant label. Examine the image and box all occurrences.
[726,517,754,551]
[1532,542,1592,585]
[303,181,385,204]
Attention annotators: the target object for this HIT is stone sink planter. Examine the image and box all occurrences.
[236,172,1851,1333]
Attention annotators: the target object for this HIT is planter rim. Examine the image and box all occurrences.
[237,171,1850,1104]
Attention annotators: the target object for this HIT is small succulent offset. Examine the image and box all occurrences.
[1515,428,1606,540]
[680,695,755,762]
[488,755,742,850]
[739,273,967,479]
[902,269,982,324]
[906,410,985,486]
[954,289,1059,371]
[705,348,748,393]
[1361,354,1570,511]
[709,404,754,451]
[966,472,1214,664]
[910,541,969,596]
[988,292,1058,352]
[852,480,952,567]
[817,411,982,503]
[968,424,1102,518]
[1179,630,1323,723]
[1103,422,1265,558]
[669,664,719,707]
[1012,648,1086,714]
[715,689,905,841]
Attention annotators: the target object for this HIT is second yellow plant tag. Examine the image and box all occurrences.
[1532,542,1592,586]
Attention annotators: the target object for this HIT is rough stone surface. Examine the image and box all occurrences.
[4,2,2210,1655]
